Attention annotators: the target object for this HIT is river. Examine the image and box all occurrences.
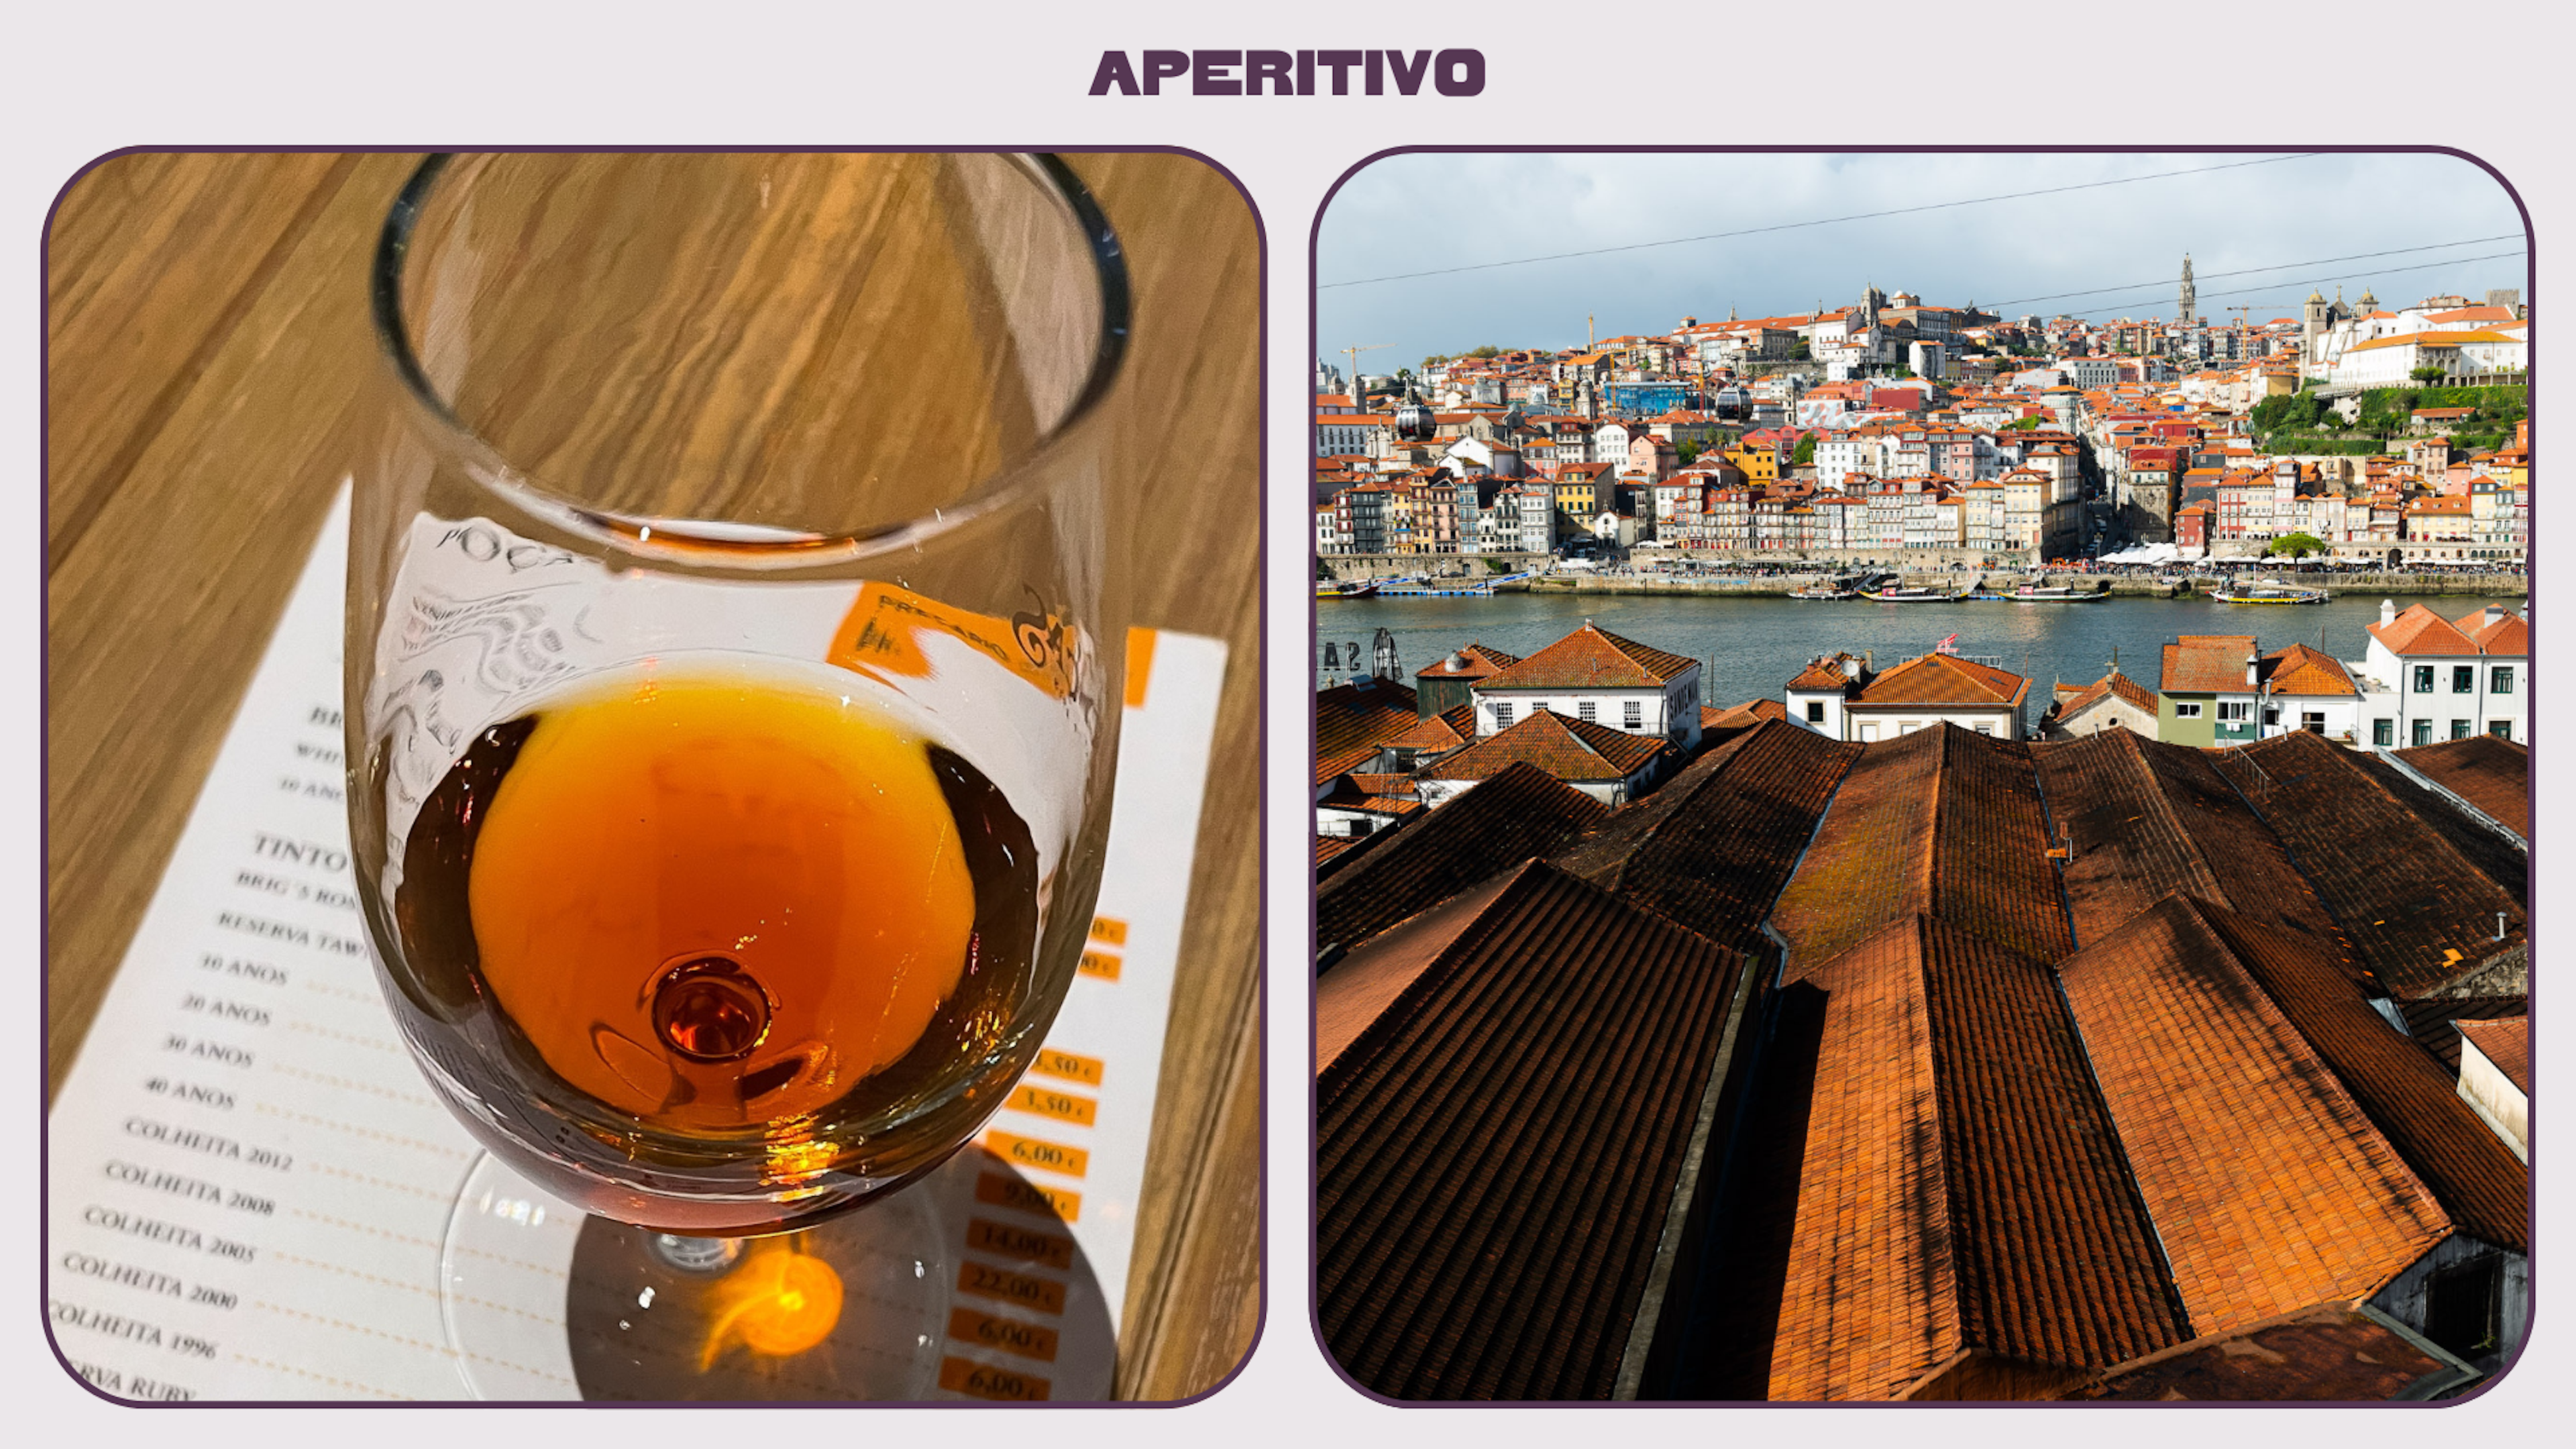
[1315,591,2526,714]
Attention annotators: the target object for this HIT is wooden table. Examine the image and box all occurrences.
[44,150,1262,1401]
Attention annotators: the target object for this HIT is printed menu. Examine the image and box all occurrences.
[44,488,1229,1402]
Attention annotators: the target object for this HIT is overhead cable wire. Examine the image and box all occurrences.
[1319,154,2321,288]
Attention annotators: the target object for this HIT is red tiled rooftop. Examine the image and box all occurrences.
[1480,621,1698,691]
[2368,604,2478,657]
[1703,915,2186,1401]
[2033,731,2345,953]
[1381,703,1477,757]
[2455,604,2528,656]
[1770,724,2072,969]
[1414,641,1522,682]
[1850,651,2028,708]
[2456,1018,2528,1096]
[2056,668,2158,719]
[2239,730,2526,995]
[2259,643,2357,698]
[2397,995,2526,1077]
[2062,1302,2476,1401]
[1554,719,1860,955]
[1317,861,1750,1399]
[2393,734,2527,838]
[2159,634,2256,694]
[1314,678,1421,784]
[1420,708,1670,786]
[1787,653,1868,692]
[1315,761,1610,953]
[2057,895,2499,1336]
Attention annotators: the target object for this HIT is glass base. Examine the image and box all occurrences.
[440,1155,956,1400]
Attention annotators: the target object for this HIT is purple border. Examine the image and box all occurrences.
[1303,142,2537,1409]
[38,144,1269,1410]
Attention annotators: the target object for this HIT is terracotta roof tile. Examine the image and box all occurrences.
[2192,902,2528,1253]
[1421,708,1672,786]
[2455,606,2528,656]
[2456,1017,2528,1096]
[1788,654,1868,691]
[1314,678,1421,784]
[2236,731,2526,994]
[2033,730,2344,952]
[2396,995,2526,1077]
[2057,895,2473,1334]
[2259,643,2357,698]
[1701,696,1790,731]
[2395,739,2529,841]
[2063,1302,2476,1401]
[1772,725,2073,969]
[1554,719,1860,955]
[1316,761,1610,952]
[2057,668,2158,719]
[1851,652,2028,708]
[2159,634,2256,694]
[1317,861,1750,1399]
[1381,703,1478,756]
[1316,834,1359,867]
[1481,622,1699,690]
[1415,642,1523,682]
[1697,916,2185,1401]
[2343,747,2528,907]
[2368,604,2478,658]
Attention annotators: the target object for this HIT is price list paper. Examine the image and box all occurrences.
[44,491,1230,1403]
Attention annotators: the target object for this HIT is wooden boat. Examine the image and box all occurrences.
[2209,578,2326,604]
[2012,582,2105,602]
[1868,584,1966,602]
[1314,580,1379,599]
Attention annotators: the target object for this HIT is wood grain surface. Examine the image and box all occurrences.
[43,149,1264,1402]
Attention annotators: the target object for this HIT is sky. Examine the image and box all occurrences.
[1313,151,2528,376]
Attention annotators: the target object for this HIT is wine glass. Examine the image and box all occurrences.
[342,152,1128,1398]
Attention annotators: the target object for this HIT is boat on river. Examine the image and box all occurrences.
[1868,584,1968,602]
[2012,581,2106,602]
[2209,578,2327,604]
[1789,581,1860,600]
[1315,580,1379,600]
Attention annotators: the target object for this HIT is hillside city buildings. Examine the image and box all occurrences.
[1313,609,2531,1401]
[1316,272,2527,569]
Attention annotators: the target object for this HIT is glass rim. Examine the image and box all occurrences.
[368,149,1132,570]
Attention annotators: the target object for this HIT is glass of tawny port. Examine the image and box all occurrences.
[343,153,1128,1399]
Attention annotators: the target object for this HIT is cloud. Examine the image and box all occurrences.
[1316,151,2526,370]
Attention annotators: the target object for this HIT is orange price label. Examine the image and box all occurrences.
[983,1129,1089,1179]
[947,1307,1059,1364]
[967,1217,1076,1271]
[1077,950,1122,982]
[828,582,1081,701]
[938,1355,1051,1401]
[976,1171,1081,1224]
[957,1260,1067,1316]
[1008,1083,1097,1127]
[1088,916,1128,947]
[1030,1049,1104,1087]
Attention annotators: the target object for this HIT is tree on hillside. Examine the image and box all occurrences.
[2410,364,2447,384]
[2267,532,2328,559]
[1792,433,1818,466]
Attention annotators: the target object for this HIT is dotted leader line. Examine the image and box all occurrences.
[248,1301,578,1387]
[254,1102,472,1159]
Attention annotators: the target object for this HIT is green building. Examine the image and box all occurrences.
[2158,633,2260,746]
